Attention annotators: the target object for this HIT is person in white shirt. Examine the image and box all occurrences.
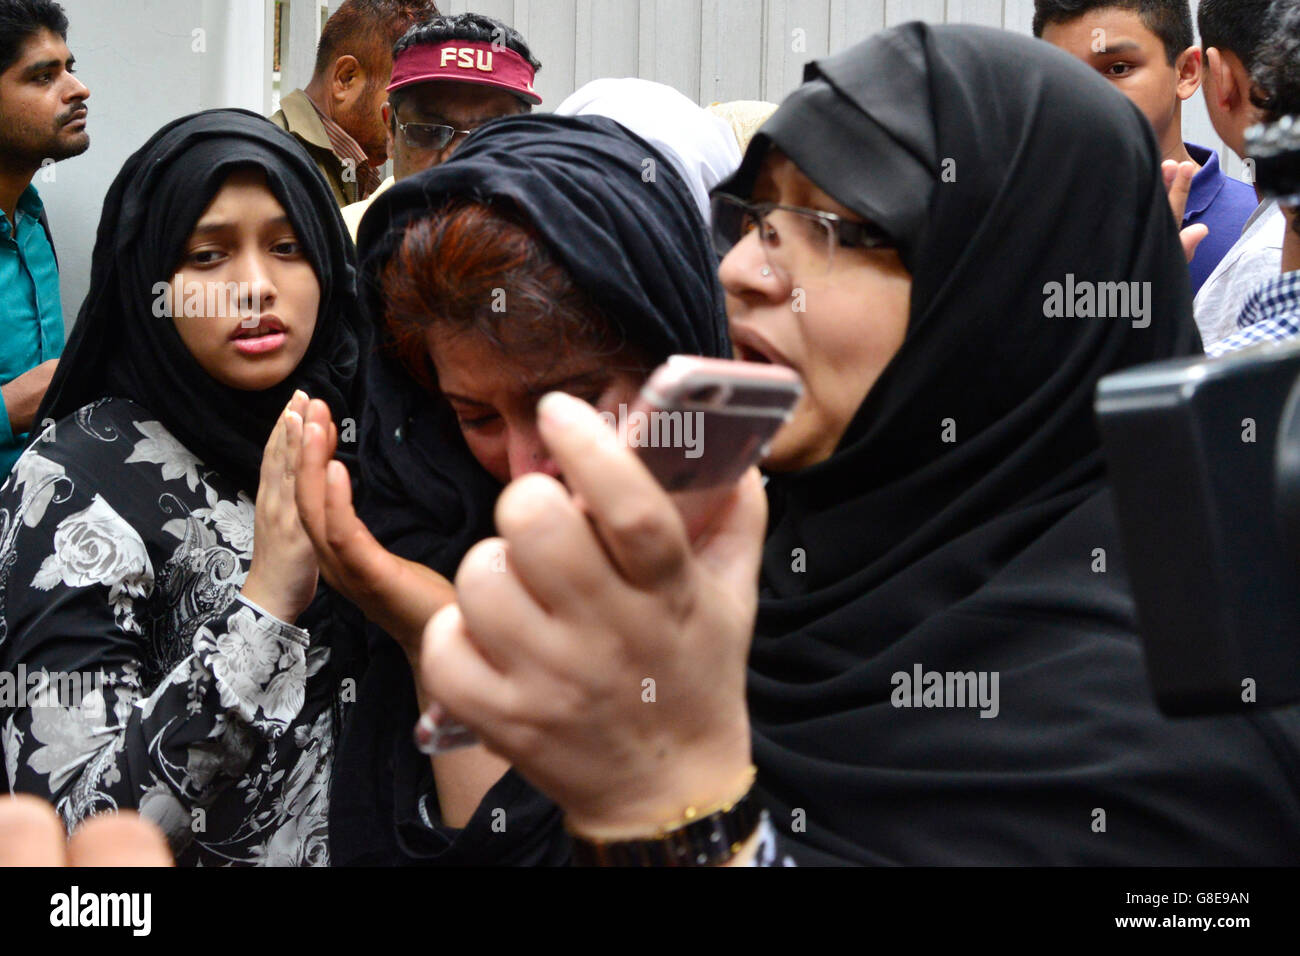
[1194,199,1285,344]
[1193,0,1286,346]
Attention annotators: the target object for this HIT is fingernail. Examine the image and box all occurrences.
[412,707,479,754]
[414,709,439,749]
[294,390,307,401]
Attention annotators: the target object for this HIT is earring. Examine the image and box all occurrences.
[760,266,772,277]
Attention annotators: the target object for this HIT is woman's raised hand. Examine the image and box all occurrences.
[419,391,768,840]
[293,398,454,666]
[241,391,320,624]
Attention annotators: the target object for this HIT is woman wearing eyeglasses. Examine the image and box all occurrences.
[413,23,1300,865]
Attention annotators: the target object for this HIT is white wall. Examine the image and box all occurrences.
[37,0,1239,333]
[41,0,267,332]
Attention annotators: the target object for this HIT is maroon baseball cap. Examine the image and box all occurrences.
[387,40,541,105]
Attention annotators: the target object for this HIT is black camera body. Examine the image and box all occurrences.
[1096,342,1300,715]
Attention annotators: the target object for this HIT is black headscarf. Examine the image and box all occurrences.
[38,109,367,495]
[329,114,731,864]
[717,24,1300,863]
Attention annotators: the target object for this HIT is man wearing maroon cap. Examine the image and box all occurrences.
[342,12,541,239]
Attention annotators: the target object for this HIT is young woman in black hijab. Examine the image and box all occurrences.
[0,109,367,865]
[291,114,731,864]
[415,24,1300,864]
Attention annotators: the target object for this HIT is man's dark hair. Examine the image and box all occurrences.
[313,0,438,80]
[0,0,68,75]
[1197,0,1279,72]
[390,13,541,113]
[1250,0,1300,118]
[1032,0,1194,65]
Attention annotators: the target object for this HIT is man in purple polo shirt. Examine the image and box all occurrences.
[1035,0,1257,300]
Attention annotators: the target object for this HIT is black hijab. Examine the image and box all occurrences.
[718,24,1300,863]
[330,114,731,864]
[38,109,367,495]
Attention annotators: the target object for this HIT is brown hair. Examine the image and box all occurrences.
[314,0,439,80]
[380,199,648,394]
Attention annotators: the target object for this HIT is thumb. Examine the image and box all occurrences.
[1181,222,1209,263]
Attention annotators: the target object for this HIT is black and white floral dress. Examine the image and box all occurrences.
[0,397,359,866]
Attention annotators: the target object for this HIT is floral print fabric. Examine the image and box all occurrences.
[0,398,355,866]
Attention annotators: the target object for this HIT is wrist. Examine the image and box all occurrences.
[563,730,753,841]
[566,767,762,867]
[1,382,29,435]
[240,575,296,624]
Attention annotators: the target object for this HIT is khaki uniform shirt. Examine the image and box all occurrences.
[269,89,360,208]
[341,176,396,243]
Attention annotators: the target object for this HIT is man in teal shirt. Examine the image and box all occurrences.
[0,0,90,475]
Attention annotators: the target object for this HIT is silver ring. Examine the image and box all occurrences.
[760,265,772,277]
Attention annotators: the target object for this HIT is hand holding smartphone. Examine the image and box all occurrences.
[415,356,803,754]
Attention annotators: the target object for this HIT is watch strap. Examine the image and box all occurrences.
[569,787,763,867]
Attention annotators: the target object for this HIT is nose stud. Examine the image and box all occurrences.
[760,266,772,277]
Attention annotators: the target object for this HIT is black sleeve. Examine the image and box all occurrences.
[393,759,573,866]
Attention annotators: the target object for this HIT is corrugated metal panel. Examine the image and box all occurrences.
[575,0,641,90]
[886,0,943,28]
[443,0,1234,174]
[828,0,885,55]
[514,0,579,108]
[639,0,704,101]
[763,0,831,102]
[948,0,1005,27]
[699,0,765,104]
[1002,0,1037,34]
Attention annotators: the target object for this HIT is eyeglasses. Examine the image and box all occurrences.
[396,120,476,152]
[710,193,895,277]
